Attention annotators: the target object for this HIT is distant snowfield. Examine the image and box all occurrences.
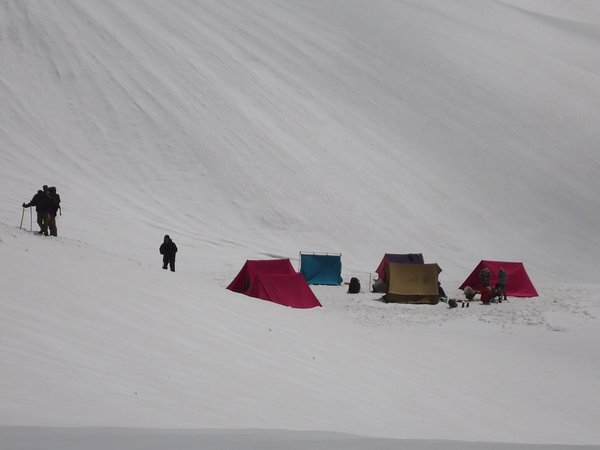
[1,0,600,449]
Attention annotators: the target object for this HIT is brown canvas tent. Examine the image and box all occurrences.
[384,262,442,304]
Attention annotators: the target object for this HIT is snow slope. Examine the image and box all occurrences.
[1,0,600,448]
[2,0,600,281]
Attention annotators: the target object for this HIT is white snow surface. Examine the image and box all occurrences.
[1,1,600,449]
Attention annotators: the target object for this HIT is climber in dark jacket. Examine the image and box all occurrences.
[479,266,491,289]
[47,186,61,237]
[159,235,178,272]
[22,186,51,235]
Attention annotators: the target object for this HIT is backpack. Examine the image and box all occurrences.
[348,277,361,294]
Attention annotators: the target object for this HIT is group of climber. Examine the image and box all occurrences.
[22,185,61,236]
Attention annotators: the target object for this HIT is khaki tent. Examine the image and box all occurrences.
[384,262,442,304]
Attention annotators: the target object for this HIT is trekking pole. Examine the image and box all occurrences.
[19,207,25,230]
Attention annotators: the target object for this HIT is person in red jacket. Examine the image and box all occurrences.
[480,286,492,304]
[159,235,178,272]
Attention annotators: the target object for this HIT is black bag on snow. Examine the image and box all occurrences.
[348,277,361,294]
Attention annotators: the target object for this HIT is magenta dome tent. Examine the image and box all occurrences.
[227,259,322,309]
[459,260,538,297]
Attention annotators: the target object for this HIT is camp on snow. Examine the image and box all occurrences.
[459,260,538,297]
[299,252,343,286]
[227,259,322,309]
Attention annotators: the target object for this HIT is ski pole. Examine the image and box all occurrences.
[19,207,25,230]
[29,207,33,232]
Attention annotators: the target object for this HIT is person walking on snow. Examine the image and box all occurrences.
[47,186,61,236]
[22,186,51,235]
[159,235,178,272]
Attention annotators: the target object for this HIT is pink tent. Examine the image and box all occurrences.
[227,259,322,309]
[227,259,295,293]
[459,260,538,297]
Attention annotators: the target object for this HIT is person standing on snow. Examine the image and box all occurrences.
[159,235,178,272]
[479,266,491,289]
[47,186,61,236]
[496,267,508,300]
[22,185,51,236]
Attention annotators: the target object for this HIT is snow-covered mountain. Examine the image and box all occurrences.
[1,1,599,448]
[2,0,600,282]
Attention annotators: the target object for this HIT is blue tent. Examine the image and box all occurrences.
[299,253,343,285]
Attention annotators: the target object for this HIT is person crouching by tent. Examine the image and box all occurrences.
[438,281,447,302]
[463,286,476,301]
[480,286,492,305]
[462,285,476,307]
[372,277,387,293]
[491,285,504,303]
[159,235,177,272]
